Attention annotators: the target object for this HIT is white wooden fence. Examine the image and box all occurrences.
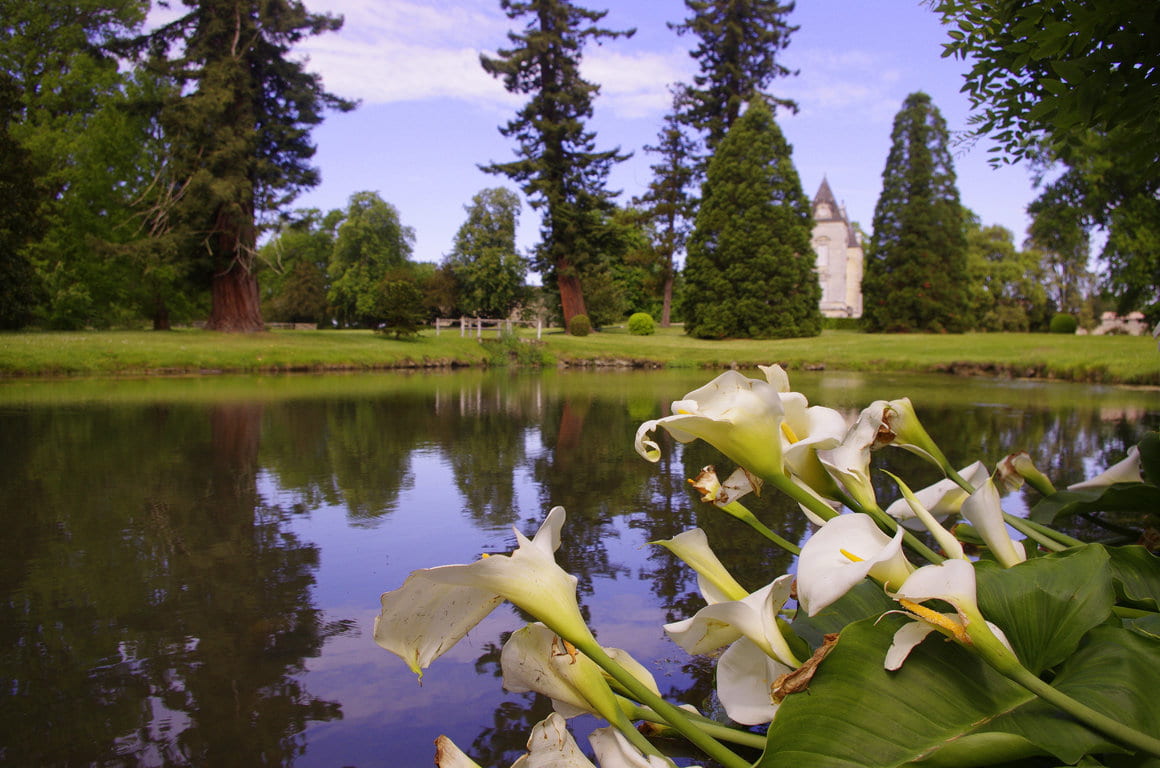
[434,316,544,340]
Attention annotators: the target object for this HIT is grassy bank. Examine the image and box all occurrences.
[0,326,1156,384]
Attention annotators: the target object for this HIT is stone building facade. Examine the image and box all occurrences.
[810,178,863,318]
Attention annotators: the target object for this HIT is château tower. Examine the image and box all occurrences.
[811,178,863,318]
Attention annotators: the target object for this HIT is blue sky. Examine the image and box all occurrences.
[288,0,1041,268]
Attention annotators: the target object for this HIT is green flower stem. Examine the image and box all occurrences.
[606,707,677,766]
[1001,662,1160,759]
[718,500,801,555]
[1001,513,1069,552]
[864,501,946,565]
[946,466,1082,550]
[619,701,767,750]
[1010,514,1084,548]
[576,639,751,768]
[764,471,839,523]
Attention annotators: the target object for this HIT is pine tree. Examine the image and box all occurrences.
[681,98,820,339]
[144,0,354,332]
[636,89,698,326]
[479,0,633,331]
[863,92,971,333]
[671,0,799,153]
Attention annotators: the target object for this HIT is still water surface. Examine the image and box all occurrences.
[1,369,1156,767]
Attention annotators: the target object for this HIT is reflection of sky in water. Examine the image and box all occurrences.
[271,441,705,767]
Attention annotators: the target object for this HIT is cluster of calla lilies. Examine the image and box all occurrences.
[374,366,1159,768]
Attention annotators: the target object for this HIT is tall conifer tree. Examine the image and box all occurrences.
[863,92,971,333]
[671,0,799,153]
[480,0,633,330]
[681,98,820,338]
[144,0,353,332]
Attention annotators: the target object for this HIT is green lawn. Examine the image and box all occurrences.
[0,326,1156,385]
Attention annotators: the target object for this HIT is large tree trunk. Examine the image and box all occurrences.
[556,262,587,332]
[206,205,264,332]
[660,270,674,327]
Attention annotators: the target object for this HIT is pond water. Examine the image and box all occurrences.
[0,369,1156,767]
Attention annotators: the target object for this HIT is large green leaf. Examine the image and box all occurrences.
[758,615,1035,768]
[1104,545,1160,611]
[974,545,1115,674]
[790,579,896,648]
[1137,432,1160,485]
[983,626,1160,764]
[1029,485,1160,527]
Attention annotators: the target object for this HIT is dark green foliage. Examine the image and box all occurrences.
[1050,313,1078,335]
[142,0,355,331]
[863,92,972,333]
[935,0,1160,209]
[1101,194,1160,325]
[0,73,43,329]
[636,89,698,326]
[567,314,591,336]
[628,312,655,335]
[1027,186,1092,316]
[479,0,633,326]
[670,0,799,152]
[444,187,527,318]
[680,98,820,339]
[371,274,426,339]
[260,208,339,325]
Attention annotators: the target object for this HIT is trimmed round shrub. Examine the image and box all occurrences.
[627,312,656,335]
[1049,313,1078,334]
[568,314,591,337]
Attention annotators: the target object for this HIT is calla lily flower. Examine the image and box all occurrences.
[375,507,593,678]
[664,574,801,667]
[1068,446,1143,489]
[634,370,786,480]
[501,623,627,722]
[435,713,600,768]
[759,364,849,499]
[884,559,1015,671]
[435,735,485,768]
[796,513,913,616]
[652,527,748,604]
[715,636,793,725]
[883,461,990,529]
[997,452,1057,495]
[589,727,684,768]
[882,470,965,560]
[959,478,1027,568]
[880,397,954,470]
[817,403,887,510]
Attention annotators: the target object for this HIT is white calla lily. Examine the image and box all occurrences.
[634,370,786,480]
[885,559,1015,670]
[883,461,990,528]
[1068,446,1143,489]
[882,470,966,560]
[959,478,1027,568]
[653,527,748,604]
[817,403,887,509]
[997,451,1057,495]
[435,735,485,768]
[501,623,623,721]
[880,397,954,470]
[715,636,793,725]
[512,713,598,768]
[375,507,593,678]
[664,574,801,667]
[758,364,849,498]
[796,512,913,616]
[590,727,689,768]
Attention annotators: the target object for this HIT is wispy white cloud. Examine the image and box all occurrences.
[296,0,684,119]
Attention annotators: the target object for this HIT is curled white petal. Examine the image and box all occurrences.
[959,478,1026,568]
[664,575,798,667]
[797,513,912,616]
[1069,446,1143,489]
[514,713,597,768]
[716,637,791,725]
[653,527,748,604]
[588,727,670,768]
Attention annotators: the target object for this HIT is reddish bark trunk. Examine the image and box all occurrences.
[660,273,674,327]
[207,266,264,332]
[557,268,588,332]
[206,205,265,333]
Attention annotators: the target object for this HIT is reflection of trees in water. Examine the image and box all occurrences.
[0,404,344,766]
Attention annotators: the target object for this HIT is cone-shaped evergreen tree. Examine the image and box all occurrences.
[863,92,971,332]
[680,97,820,338]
